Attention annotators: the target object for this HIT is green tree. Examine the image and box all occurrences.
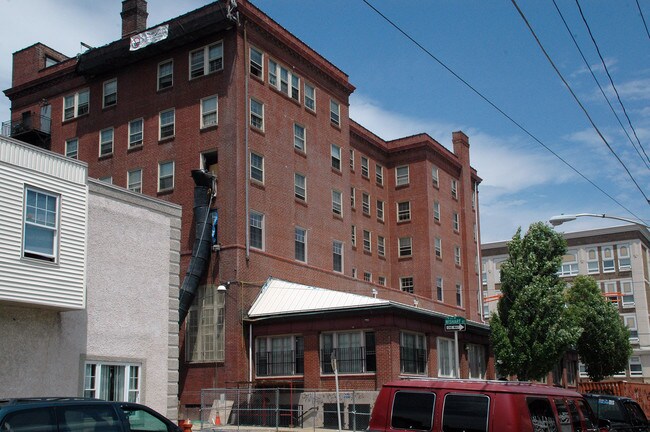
[566,275,632,381]
[490,222,579,380]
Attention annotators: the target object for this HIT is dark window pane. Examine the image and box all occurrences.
[391,391,435,431]
[442,394,489,432]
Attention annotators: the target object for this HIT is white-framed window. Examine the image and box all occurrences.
[587,248,599,274]
[378,276,386,286]
[103,78,117,108]
[63,88,89,120]
[99,176,113,184]
[451,179,458,199]
[630,356,643,376]
[128,118,143,148]
[255,335,304,377]
[351,225,356,247]
[378,235,385,257]
[454,246,461,266]
[159,109,175,139]
[432,166,439,187]
[396,165,409,186]
[618,244,631,270]
[400,276,414,293]
[399,237,412,258]
[467,344,486,379]
[158,161,174,192]
[23,187,59,262]
[330,99,340,126]
[453,212,460,231]
[127,169,142,193]
[377,200,384,221]
[624,314,639,340]
[602,281,619,305]
[65,138,78,159]
[189,41,223,78]
[363,229,371,252]
[333,240,343,273]
[294,123,305,152]
[250,152,264,183]
[250,98,264,130]
[435,237,442,258]
[559,250,579,276]
[361,156,369,178]
[294,173,306,201]
[304,82,316,111]
[362,192,370,215]
[268,59,300,101]
[437,337,456,378]
[350,187,356,208]
[578,362,588,378]
[249,46,263,79]
[186,284,225,362]
[364,272,372,282]
[84,362,140,402]
[320,331,375,374]
[376,164,384,185]
[400,332,426,374]
[249,211,264,250]
[433,201,440,222]
[397,201,411,222]
[621,280,635,307]
[436,277,443,301]
[349,149,355,170]
[295,227,307,262]
[331,144,341,170]
[99,127,114,156]
[456,283,462,307]
[157,59,173,90]
[332,190,342,216]
[201,95,218,128]
[602,246,615,272]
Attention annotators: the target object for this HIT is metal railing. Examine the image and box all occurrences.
[197,388,378,431]
[2,115,51,137]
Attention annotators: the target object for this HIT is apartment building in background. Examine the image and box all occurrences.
[3,0,488,416]
[0,135,181,419]
[482,224,650,383]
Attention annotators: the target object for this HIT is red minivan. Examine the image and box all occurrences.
[368,379,605,432]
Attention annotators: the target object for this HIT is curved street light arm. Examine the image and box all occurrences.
[549,213,649,228]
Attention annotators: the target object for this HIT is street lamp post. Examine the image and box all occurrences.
[549,213,650,229]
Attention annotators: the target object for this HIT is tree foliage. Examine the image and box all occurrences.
[490,222,580,381]
[566,275,632,381]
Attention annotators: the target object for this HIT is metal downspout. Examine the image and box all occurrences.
[475,185,485,323]
[244,21,250,261]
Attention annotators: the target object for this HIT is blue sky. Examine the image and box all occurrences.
[2,0,649,242]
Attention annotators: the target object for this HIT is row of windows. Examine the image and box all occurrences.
[96,162,175,194]
[252,331,485,378]
[579,356,643,378]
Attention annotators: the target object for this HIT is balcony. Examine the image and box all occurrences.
[2,114,51,150]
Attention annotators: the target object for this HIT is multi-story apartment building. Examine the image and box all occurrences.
[4,0,487,415]
[482,224,650,383]
[0,135,181,419]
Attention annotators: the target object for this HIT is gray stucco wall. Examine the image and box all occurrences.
[0,180,181,420]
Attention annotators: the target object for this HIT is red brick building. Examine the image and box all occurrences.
[4,0,490,414]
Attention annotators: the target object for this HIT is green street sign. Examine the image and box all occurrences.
[444,316,467,332]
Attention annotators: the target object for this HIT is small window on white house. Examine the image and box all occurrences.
[190,41,223,78]
[128,169,142,193]
[158,59,173,90]
[65,138,78,159]
[602,246,615,272]
[587,248,599,274]
[158,161,174,192]
[84,362,140,402]
[159,109,175,139]
[103,79,117,108]
[618,244,631,270]
[201,95,218,128]
[128,118,143,148]
[621,280,635,307]
[23,188,59,262]
[396,165,409,186]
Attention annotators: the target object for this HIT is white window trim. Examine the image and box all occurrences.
[249,211,265,250]
[268,58,301,101]
[103,78,117,108]
[249,46,264,79]
[63,88,89,120]
[331,144,342,171]
[23,187,59,262]
[99,127,114,157]
[158,160,175,192]
[189,40,224,79]
[437,337,456,378]
[294,123,306,152]
[65,138,78,159]
[399,237,412,258]
[127,168,143,193]
[295,226,307,262]
[200,95,219,129]
[250,98,264,131]
[159,108,175,140]
[294,173,307,201]
[330,99,340,126]
[157,59,174,90]
[400,276,414,293]
[84,361,141,402]
[333,240,344,273]
[128,118,144,148]
[250,152,264,183]
[304,82,316,111]
[396,165,410,186]
[332,190,343,216]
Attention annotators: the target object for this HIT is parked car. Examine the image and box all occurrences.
[368,379,608,432]
[0,397,181,432]
[584,394,650,432]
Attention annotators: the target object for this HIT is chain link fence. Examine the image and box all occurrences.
[198,388,378,431]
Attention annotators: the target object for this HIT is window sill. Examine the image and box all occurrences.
[158,136,175,144]
[295,198,307,207]
[331,167,342,176]
[397,220,411,225]
[395,184,410,191]
[98,153,113,161]
[127,144,143,153]
[157,188,174,196]
[330,121,341,131]
[398,256,412,262]
[102,104,117,111]
[250,126,265,136]
[294,148,307,158]
[332,213,343,220]
[62,112,89,124]
[200,124,219,132]
[250,180,265,190]
[363,250,372,256]
[157,85,173,93]
[269,86,302,107]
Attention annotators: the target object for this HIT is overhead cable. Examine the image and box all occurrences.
[636,0,650,41]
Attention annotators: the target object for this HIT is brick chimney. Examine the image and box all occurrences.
[121,0,148,38]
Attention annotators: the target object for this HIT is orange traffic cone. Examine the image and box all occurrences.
[214,414,221,426]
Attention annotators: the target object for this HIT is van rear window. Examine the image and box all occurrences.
[391,391,435,430]
[1,408,57,432]
[442,394,489,432]
[527,397,559,432]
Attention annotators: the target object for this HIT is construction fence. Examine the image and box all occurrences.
[198,388,379,431]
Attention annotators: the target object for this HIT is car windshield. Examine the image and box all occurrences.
[596,399,626,423]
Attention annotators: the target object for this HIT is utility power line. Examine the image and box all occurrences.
[636,0,650,42]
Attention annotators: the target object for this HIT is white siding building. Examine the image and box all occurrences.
[0,136,182,419]
[482,225,650,383]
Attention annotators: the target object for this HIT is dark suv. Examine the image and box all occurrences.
[583,394,649,432]
[0,398,181,432]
